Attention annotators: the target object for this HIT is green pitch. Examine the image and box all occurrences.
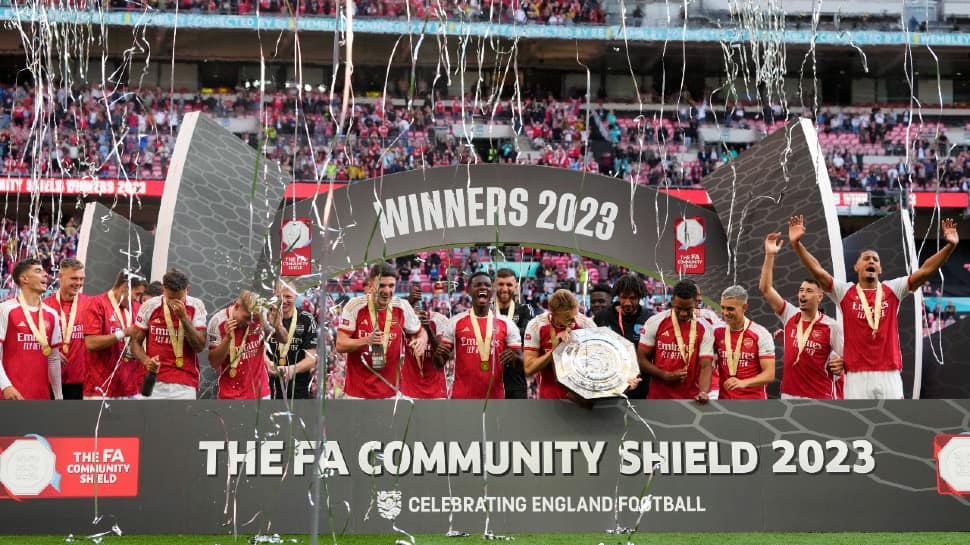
[0,534,966,545]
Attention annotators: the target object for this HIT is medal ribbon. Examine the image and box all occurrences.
[504,301,515,321]
[18,293,51,356]
[277,310,299,367]
[162,297,185,367]
[367,293,393,352]
[855,283,883,339]
[794,312,821,365]
[469,309,494,371]
[226,308,251,377]
[107,290,130,331]
[670,312,698,366]
[56,292,79,355]
[724,318,750,377]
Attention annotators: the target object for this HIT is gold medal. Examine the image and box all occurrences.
[163,298,186,368]
[468,309,494,373]
[278,357,287,368]
[855,283,883,339]
[56,292,79,358]
[794,312,821,365]
[18,294,52,357]
[724,319,750,377]
[277,310,299,366]
[229,368,237,378]
[670,311,698,366]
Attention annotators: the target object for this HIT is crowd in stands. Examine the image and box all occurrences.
[4,83,970,195]
[0,217,79,294]
[95,0,609,25]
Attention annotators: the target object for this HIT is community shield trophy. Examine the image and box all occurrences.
[553,327,639,399]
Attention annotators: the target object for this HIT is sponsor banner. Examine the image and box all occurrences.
[0,177,164,197]
[3,176,956,212]
[0,436,139,499]
[281,217,312,276]
[910,192,970,209]
[674,216,706,274]
[1,8,969,46]
[0,401,968,534]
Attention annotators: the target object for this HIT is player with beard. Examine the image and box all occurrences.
[44,259,87,399]
[714,285,776,400]
[789,215,959,399]
[439,272,521,399]
[760,232,845,399]
[400,284,447,399]
[130,269,208,399]
[335,263,428,399]
[594,274,652,397]
[493,268,533,399]
[0,258,64,400]
[638,280,714,401]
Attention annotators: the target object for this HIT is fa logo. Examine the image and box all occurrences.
[377,490,402,520]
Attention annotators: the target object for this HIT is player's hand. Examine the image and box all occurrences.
[942,218,959,246]
[416,310,431,328]
[664,367,688,382]
[144,355,161,373]
[694,391,710,404]
[828,355,845,376]
[368,330,383,346]
[722,377,744,390]
[266,360,279,377]
[765,232,784,256]
[435,344,452,358]
[2,385,23,400]
[409,335,428,359]
[225,318,238,334]
[124,326,138,338]
[266,306,281,328]
[499,349,518,367]
[168,299,187,321]
[555,330,572,345]
[788,215,806,245]
[625,375,642,392]
[58,350,70,365]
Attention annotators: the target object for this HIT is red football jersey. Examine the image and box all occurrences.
[828,277,909,373]
[400,311,448,399]
[639,310,715,399]
[81,292,134,398]
[43,293,87,386]
[0,299,63,400]
[441,311,522,399]
[523,312,596,399]
[714,319,774,400]
[778,302,844,400]
[207,307,270,400]
[134,295,208,389]
[338,295,421,399]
